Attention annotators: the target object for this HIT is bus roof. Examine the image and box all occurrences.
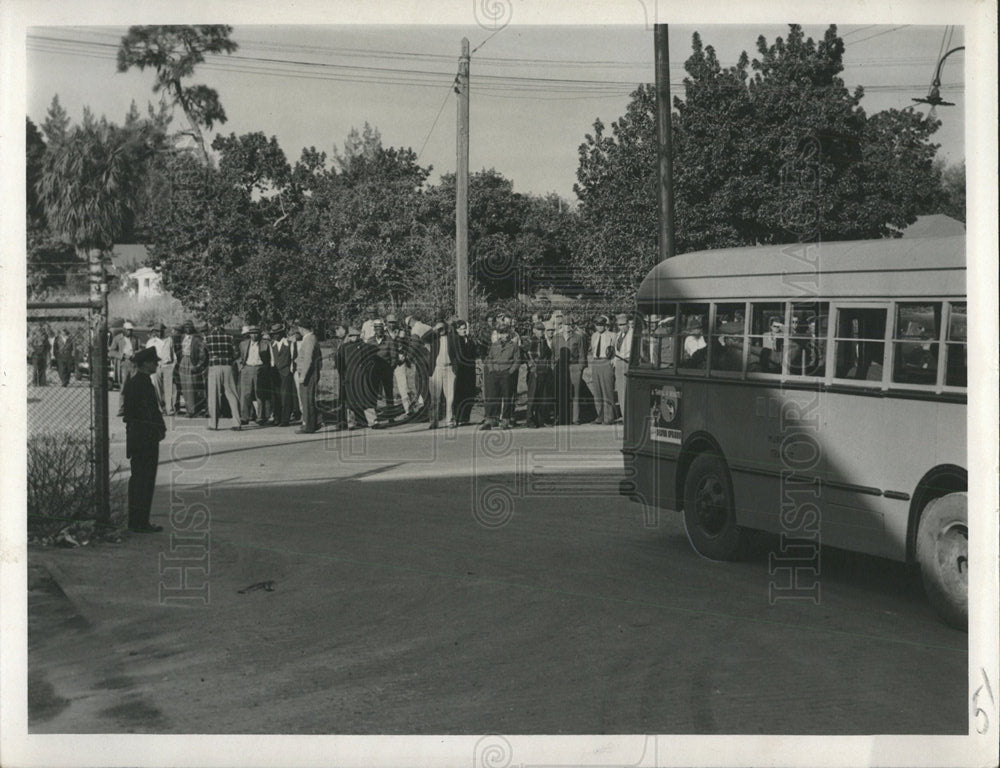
[636,235,966,309]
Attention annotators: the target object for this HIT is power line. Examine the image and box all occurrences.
[846,25,911,46]
[417,78,455,160]
[28,33,964,97]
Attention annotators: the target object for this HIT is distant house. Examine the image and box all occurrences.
[110,244,165,300]
[131,266,163,300]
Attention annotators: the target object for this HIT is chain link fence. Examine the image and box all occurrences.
[26,305,113,540]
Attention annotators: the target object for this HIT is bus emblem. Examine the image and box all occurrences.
[650,385,682,444]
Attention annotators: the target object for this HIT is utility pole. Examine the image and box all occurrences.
[89,250,110,523]
[456,38,470,321]
[654,24,676,260]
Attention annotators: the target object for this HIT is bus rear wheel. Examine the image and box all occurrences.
[916,492,968,630]
[682,453,745,561]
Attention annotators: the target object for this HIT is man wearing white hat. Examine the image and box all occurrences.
[109,320,138,416]
[589,315,617,424]
[612,312,634,421]
[238,325,271,425]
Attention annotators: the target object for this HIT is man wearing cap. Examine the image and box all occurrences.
[177,321,207,417]
[427,320,458,429]
[589,315,617,425]
[52,326,77,387]
[389,320,416,418]
[239,325,272,425]
[338,326,378,428]
[204,319,243,431]
[407,315,434,420]
[294,318,323,433]
[681,314,708,368]
[268,324,295,426]
[145,322,177,415]
[109,320,138,416]
[552,314,587,425]
[368,318,395,415]
[526,321,554,428]
[480,318,520,430]
[122,346,166,533]
[612,312,634,420]
[452,319,477,425]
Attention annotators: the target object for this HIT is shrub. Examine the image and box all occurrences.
[27,433,126,541]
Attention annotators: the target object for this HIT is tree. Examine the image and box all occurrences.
[573,24,945,299]
[424,169,577,301]
[117,25,238,163]
[928,159,965,223]
[36,104,161,274]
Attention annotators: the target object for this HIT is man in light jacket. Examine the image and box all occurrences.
[294,318,323,434]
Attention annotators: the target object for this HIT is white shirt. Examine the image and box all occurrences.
[590,330,615,360]
[246,340,263,366]
[361,319,377,342]
[146,336,175,366]
[683,334,707,359]
[436,336,451,368]
[614,327,633,365]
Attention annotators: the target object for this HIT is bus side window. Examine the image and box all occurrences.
[892,302,941,386]
[747,302,785,374]
[678,303,709,370]
[945,301,967,388]
[786,302,828,377]
[642,306,676,370]
[710,302,745,373]
[833,307,887,383]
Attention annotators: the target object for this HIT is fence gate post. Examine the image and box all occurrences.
[90,252,111,523]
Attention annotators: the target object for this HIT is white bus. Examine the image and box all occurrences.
[621,235,967,627]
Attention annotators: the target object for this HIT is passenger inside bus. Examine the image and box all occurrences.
[679,315,707,369]
[759,317,784,373]
[834,308,886,381]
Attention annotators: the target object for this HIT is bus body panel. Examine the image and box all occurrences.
[624,373,967,563]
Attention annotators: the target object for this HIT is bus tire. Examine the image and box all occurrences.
[916,492,968,630]
[682,453,745,561]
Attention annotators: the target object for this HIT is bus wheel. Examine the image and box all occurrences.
[682,453,745,561]
[916,492,968,630]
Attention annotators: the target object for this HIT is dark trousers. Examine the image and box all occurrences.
[272,368,294,424]
[298,374,319,432]
[374,363,394,407]
[56,358,74,386]
[484,370,513,422]
[527,369,554,425]
[128,443,159,529]
[239,364,269,422]
[32,356,47,385]
[454,367,476,424]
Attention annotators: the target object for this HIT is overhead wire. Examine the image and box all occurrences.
[27,30,963,100]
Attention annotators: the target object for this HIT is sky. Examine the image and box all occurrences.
[24,22,966,201]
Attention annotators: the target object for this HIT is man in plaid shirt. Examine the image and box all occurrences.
[204,319,243,430]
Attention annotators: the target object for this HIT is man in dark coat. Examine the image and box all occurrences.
[52,327,77,387]
[28,326,50,386]
[338,327,377,428]
[479,319,520,430]
[269,323,295,426]
[452,320,477,425]
[238,325,272,425]
[526,321,555,427]
[368,319,395,413]
[122,346,166,533]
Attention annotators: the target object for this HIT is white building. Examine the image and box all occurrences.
[130,265,163,300]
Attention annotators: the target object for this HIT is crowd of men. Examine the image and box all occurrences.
[105,308,636,434]
[27,323,80,387]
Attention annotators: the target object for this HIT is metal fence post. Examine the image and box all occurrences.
[90,251,111,523]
